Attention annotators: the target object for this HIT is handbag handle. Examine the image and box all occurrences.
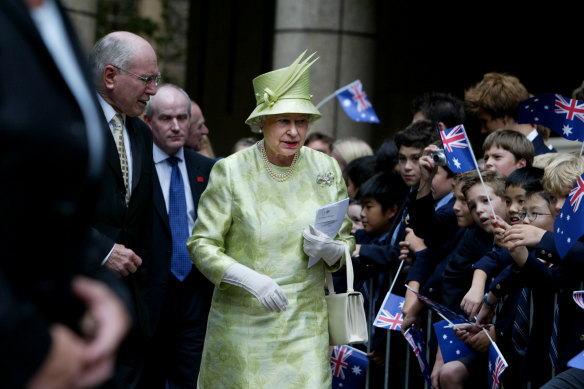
[325,244,354,294]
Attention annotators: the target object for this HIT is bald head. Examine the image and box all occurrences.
[89,31,159,117]
[186,101,209,151]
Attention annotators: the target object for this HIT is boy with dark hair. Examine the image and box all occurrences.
[410,91,466,130]
[482,129,534,177]
[344,155,377,198]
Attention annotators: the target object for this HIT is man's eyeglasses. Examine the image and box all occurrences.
[114,65,161,86]
[517,210,552,222]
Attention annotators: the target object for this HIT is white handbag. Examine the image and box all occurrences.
[325,245,368,345]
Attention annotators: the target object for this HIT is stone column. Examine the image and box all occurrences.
[272,0,377,143]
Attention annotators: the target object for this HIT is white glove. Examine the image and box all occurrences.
[302,225,345,266]
[222,263,288,312]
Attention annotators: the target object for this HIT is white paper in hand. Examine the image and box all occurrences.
[307,198,350,268]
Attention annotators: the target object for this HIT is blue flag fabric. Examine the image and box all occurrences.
[568,350,584,371]
[439,125,476,173]
[554,174,584,259]
[330,345,368,389]
[373,293,405,330]
[336,80,380,123]
[433,320,475,363]
[404,328,433,388]
[488,342,508,389]
[518,93,584,141]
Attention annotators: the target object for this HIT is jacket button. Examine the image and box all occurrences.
[429,287,434,293]
[496,284,501,290]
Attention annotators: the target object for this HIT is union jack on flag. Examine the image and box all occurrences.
[335,80,380,123]
[518,93,584,141]
[439,125,476,173]
[555,173,584,259]
[488,342,508,389]
[573,291,584,311]
[373,293,404,330]
[404,328,433,388]
[330,345,368,389]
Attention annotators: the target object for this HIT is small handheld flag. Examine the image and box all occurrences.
[404,328,433,388]
[554,173,584,258]
[433,319,475,363]
[488,342,508,389]
[330,345,369,389]
[316,80,380,123]
[574,291,584,310]
[439,125,476,173]
[373,293,405,330]
[405,285,471,325]
[518,93,584,142]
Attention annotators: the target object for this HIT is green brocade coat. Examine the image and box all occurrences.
[187,144,355,388]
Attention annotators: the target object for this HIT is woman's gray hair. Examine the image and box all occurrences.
[144,84,191,118]
[89,34,134,88]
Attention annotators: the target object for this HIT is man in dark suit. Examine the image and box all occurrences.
[140,84,215,388]
[0,1,131,388]
[88,31,159,389]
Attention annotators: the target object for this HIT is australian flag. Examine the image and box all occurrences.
[518,93,584,141]
[331,345,368,389]
[574,291,584,310]
[433,319,475,363]
[554,173,584,258]
[405,285,471,324]
[404,328,433,388]
[373,293,404,330]
[439,125,476,173]
[488,342,508,389]
[336,80,380,123]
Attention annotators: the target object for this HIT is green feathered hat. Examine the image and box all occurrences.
[245,51,322,133]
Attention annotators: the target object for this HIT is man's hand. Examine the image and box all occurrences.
[104,243,142,276]
[72,276,131,388]
[26,324,86,389]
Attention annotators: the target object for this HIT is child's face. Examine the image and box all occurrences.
[431,166,455,201]
[522,193,554,232]
[360,197,395,236]
[550,191,569,219]
[398,145,423,188]
[346,177,357,198]
[466,183,506,234]
[348,203,363,234]
[452,182,474,228]
[483,145,525,177]
[504,185,526,225]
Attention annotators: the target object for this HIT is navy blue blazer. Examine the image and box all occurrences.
[149,147,215,331]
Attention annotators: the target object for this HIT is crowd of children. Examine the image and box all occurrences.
[330,79,584,388]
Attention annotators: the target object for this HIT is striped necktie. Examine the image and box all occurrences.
[550,300,559,367]
[110,114,130,205]
[512,287,530,355]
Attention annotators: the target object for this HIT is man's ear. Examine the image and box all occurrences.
[103,65,117,90]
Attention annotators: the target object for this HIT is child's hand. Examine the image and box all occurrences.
[503,224,546,249]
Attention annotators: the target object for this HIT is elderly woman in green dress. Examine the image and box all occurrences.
[187,52,355,388]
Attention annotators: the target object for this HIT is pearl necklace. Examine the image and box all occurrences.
[258,140,299,182]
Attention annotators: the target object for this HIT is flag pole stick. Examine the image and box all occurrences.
[462,129,497,218]
[579,141,584,157]
[387,259,405,296]
[315,80,359,109]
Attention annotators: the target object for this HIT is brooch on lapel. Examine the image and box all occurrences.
[197,176,204,182]
[316,171,335,187]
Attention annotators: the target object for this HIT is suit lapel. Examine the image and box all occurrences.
[153,168,170,232]
[184,150,204,221]
[126,118,143,192]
